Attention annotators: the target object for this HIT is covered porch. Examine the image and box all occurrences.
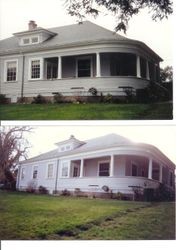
[57,154,174,194]
[42,52,160,82]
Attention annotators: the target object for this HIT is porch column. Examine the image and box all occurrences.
[136,55,141,78]
[148,158,152,179]
[96,52,101,77]
[110,155,114,177]
[159,165,163,183]
[58,56,62,79]
[80,159,84,178]
[146,61,150,80]
[68,161,71,178]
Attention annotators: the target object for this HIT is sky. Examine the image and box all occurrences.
[23,125,176,164]
[0,0,173,68]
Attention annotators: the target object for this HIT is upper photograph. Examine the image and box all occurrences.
[0,0,173,120]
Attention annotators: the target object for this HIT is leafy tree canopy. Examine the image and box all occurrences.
[160,66,173,82]
[65,0,173,32]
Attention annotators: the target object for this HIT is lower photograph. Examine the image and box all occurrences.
[0,125,176,240]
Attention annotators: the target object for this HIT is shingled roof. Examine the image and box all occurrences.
[20,133,174,168]
[21,134,133,164]
[0,21,162,61]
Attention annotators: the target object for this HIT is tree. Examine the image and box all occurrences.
[160,66,173,82]
[0,126,32,189]
[65,0,173,32]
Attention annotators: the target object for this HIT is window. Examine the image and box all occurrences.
[77,58,91,77]
[47,164,54,178]
[23,38,30,45]
[6,61,17,82]
[33,166,38,179]
[131,163,138,176]
[21,168,25,180]
[73,166,79,177]
[99,162,110,176]
[22,37,39,45]
[62,162,69,177]
[66,145,71,150]
[31,37,39,44]
[31,60,40,79]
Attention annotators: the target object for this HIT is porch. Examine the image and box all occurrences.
[57,154,173,194]
[42,52,160,82]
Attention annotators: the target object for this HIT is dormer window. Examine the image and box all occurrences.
[23,38,30,44]
[22,36,39,45]
[31,37,38,43]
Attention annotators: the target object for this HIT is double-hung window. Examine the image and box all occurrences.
[21,168,25,180]
[5,60,18,82]
[31,60,41,79]
[99,162,110,176]
[47,164,54,179]
[33,166,38,179]
[61,162,69,177]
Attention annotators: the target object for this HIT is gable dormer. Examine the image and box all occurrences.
[55,135,85,153]
[13,20,57,46]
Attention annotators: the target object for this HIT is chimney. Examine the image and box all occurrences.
[28,20,37,30]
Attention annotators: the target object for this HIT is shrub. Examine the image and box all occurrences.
[124,88,135,103]
[17,97,26,104]
[61,189,71,196]
[38,185,48,194]
[26,181,37,193]
[0,94,7,104]
[100,92,104,103]
[103,93,112,103]
[131,186,143,201]
[53,93,64,103]
[32,94,47,104]
[88,87,98,96]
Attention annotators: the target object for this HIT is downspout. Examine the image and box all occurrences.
[54,159,59,194]
[21,54,25,99]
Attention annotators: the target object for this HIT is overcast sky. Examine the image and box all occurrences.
[23,125,176,164]
[0,0,173,67]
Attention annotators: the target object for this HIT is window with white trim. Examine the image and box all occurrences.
[22,36,39,45]
[47,164,54,179]
[23,38,30,45]
[61,162,69,177]
[6,61,17,82]
[99,162,110,176]
[31,37,39,44]
[31,60,40,79]
[21,168,25,180]
[32,166,38,179]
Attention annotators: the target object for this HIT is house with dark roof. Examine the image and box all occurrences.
[0,21,162,103]
[16,134,175,199]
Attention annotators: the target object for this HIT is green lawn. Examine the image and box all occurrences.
[0,192,175,240]
[0,102,173,120]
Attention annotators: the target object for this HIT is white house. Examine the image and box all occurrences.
[0,21,162,103]
[16,134,175,199]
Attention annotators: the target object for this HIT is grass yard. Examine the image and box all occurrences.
[0,102,173,120]
[0,192,175,240]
